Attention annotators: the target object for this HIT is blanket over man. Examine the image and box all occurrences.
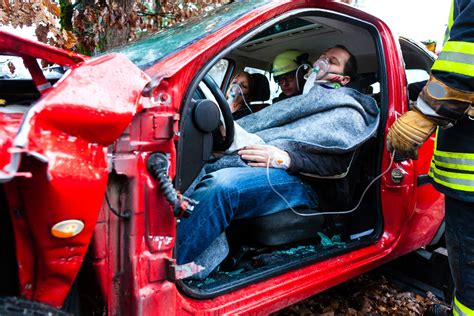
[203,85,380,174]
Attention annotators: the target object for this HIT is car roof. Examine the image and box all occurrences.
[228,14,378,75]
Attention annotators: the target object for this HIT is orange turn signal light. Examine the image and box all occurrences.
[51,220,84,239]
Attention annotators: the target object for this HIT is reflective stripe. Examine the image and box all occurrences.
[432,59,474,77]
[453,296,474,316]
[442,41,474,54]
[438,51,474,64]
[433,41,474,76]
[448,0,454,33]
[443,0,453,45]
[433,148,474,171]
[435,149,474,160]
[431,131,474,191]
[434,155,474,172]
[429,164,474,192]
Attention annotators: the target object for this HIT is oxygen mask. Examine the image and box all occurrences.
[302,57,330,94]
[226,83,240,104]
[227,83,252,113]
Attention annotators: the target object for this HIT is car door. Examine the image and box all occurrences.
[388,37,445,252]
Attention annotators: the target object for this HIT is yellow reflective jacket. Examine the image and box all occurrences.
[428,0,474,201]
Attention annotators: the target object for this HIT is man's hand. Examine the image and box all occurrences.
[238,144,291,169]
[386,109,436,159]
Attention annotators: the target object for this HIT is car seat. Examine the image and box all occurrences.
[346,72,378,94]
[227,137,378,247]
[249,73,270,112]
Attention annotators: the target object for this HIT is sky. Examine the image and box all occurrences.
[357,0,451,49]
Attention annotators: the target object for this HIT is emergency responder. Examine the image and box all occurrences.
[386,1,473,315]
[271,49,309,103]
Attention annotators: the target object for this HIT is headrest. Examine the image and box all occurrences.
[250,73,270,102]
[346,72,378,94]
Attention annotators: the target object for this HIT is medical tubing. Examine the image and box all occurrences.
[295,63,311,92]
[266,152,396,217]
[235,84,253,113]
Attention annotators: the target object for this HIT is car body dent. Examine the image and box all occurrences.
[0,33,150,306]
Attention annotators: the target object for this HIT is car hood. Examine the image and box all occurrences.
[0,53,150,183]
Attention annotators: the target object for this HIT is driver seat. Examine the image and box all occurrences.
[227,208,325,246]
[226,138,375,247]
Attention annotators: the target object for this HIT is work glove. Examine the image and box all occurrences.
[416,76,474,125]
[387,76,474,159]
[386,109,436,160]
[238,144,291,169]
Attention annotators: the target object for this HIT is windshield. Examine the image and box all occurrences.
[111,0,271,70]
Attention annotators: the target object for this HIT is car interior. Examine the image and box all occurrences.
[0,7,434,302]
[176,10,434,298]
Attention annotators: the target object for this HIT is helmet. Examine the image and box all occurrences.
[272,50,303,77]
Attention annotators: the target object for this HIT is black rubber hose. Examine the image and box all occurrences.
[147,153,196,218]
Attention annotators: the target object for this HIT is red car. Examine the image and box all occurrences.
[0,0,444,314]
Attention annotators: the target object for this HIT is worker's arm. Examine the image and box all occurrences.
[386,0,473,158]
[431,0,474,93]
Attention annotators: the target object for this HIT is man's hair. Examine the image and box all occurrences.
[334,44,358,80]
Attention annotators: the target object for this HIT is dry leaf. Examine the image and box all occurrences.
[2,0,10,15]
[62,30,77,49]
[35,24,49,44]
[42,0,60,17]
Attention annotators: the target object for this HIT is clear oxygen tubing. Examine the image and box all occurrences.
[230,83,253,114]
[301,58,331,94]
[295,63,311,92]
[304,57,330,80]
[265,151,396,217]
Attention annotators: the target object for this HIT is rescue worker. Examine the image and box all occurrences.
[386,1,473,315]
[271,49,309,103]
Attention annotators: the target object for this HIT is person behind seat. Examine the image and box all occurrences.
[226,71,255,120]
[271,49,309,103]
[178,46,366,279]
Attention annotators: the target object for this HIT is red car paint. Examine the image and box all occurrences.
[0,0,443,314]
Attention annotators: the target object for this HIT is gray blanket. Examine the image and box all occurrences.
[204,85,379,172]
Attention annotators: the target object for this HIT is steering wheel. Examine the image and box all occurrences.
[202,74,235,151]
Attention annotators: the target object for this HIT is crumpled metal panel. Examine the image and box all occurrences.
[2,51,149,307]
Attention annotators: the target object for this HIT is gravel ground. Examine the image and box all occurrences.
[273,273,449,316]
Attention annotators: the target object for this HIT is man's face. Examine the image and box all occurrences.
[318,47,351,86]
[275,71,299,97]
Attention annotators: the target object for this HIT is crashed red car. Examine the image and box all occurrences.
[0,0,444,314]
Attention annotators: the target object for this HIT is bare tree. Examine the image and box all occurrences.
[0,0,230,55]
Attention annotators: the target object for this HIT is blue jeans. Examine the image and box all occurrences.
[445,196,474,308]
[177,167,318,265]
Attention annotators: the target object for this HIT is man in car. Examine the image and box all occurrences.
[177,46,364,278]
[271,49,309,103]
